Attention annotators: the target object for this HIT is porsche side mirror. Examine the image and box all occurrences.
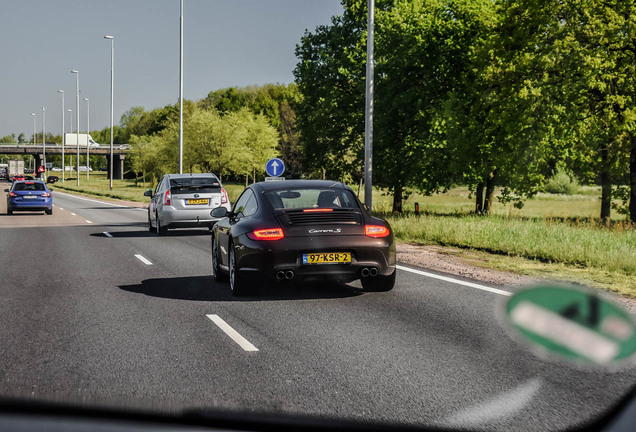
[210,207,229,218]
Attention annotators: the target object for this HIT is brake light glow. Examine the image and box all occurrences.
[365,225,390,238]
[247,228,285,241]
[9,192,16,197]
[221,188,229,204]
[303,208,334,213]
[163,189,171,206]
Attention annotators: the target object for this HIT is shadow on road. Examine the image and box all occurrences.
[90,227,211,238]
[0,212,47,217]
[119,276,363,301]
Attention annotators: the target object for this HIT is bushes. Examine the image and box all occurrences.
[545,168,579,195]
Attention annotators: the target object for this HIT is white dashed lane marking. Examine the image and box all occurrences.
[134,254,153,265]
[207,314,259,352]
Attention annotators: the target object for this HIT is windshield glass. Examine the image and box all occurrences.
[13,182,45,191]
[169,177,220,194]
[265,188,359,210]
[1,1,636,431]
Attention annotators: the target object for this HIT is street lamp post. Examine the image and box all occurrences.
[71,70,80,186]
[42,106,46,180]
[31,113,36,146]
[83,97,90,180]
[31,113,36,172]
[58,90,65,182]
[178,1,184,174]
[364,0,374,211]
[104,35,114,190]
[67,109,72,176]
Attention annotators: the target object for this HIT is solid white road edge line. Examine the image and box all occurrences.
[396,265,512,297]
[134,254,153,265]
[54,191,141,209]
[103,232,113,238]
[207,314,259,352]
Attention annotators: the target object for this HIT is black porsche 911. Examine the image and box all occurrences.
[210,179,396,296]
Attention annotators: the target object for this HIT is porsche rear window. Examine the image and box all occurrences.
[169,177,221,194]
[265,188,359,210]
[14,182,46,191]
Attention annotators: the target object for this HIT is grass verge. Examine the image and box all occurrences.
[387,214,636,297]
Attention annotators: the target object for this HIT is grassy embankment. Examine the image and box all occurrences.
[53,173,636,297]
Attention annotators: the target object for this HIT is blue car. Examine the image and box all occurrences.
[5,180,53,215]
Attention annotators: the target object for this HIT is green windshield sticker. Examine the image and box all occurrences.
[506,285,636,365]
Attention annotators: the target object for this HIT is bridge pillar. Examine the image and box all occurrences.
[107,154,125,180]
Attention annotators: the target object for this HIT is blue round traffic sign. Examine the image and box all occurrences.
[265,158,285,177]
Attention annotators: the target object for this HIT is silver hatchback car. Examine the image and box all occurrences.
[145,173,232,235]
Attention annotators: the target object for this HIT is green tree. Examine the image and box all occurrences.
[475,0,636,222]
[295,0,494,211]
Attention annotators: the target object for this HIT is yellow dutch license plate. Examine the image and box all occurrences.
[303,252,351,264]
[186,199,208,205]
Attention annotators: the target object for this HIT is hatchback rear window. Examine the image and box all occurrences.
[169,177,221,194]
[265,188,359,210]
[14,182,46,191]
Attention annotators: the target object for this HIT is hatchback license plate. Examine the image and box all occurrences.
[186,199,208,205]
[22,196,38,199]
[303,252,351,264]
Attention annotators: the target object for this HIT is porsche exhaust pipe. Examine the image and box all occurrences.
[361,268,370,277]
[369,267,378,277]
[285,270,295,280]
[276,271,285,280]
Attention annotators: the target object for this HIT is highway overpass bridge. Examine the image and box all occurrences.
[0,144,129,179]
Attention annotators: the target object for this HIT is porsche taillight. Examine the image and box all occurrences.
[365,225,390,238]
[247,228,285,241]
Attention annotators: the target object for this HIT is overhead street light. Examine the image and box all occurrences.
[67,109,72,175]
[364,0,375,211]
[58,90,65,181]
[178,1,184,174]
[31,113,36,146]
[42,106,46,180]
[104,35,114,190]
[71,70,80,186]
[31,113,36,172]
[83,97,90,180]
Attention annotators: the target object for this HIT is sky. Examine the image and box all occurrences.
[0,0,344,140]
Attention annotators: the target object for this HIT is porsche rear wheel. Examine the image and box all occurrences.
[212,235,227,282]
[229,242,250,296]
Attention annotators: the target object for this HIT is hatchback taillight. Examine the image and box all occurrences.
[163,189,171,205]
[221,188,229,204]
[9,192,16,197]
[41,192,51,198]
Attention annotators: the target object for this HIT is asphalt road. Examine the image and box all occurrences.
[0,181,635,431]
